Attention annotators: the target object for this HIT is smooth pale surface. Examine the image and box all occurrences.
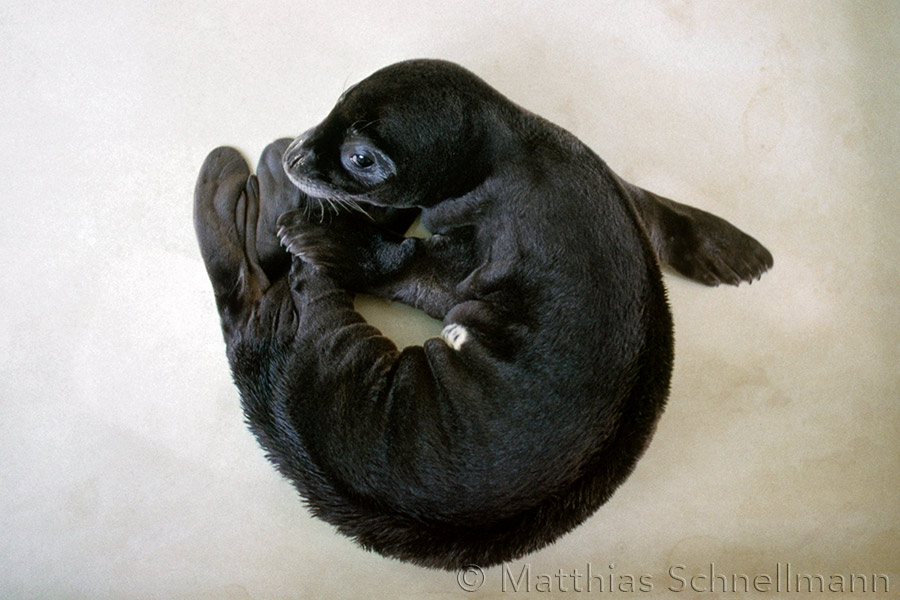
[2,2,897,598]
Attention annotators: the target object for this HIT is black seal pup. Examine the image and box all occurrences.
[193,59,773,570]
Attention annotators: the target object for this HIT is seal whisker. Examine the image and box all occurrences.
[334,196,373,220]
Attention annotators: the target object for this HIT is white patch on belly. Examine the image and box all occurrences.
[441,323,470,351]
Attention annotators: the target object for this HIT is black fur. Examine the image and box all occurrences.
[193,59,772,570]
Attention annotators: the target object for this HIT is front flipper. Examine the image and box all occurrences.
[621,179,774,286]
[277,208,475,320]
[195,143,305,344]
[275,209,404,288]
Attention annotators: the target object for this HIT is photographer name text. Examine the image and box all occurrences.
[456,562,890,594]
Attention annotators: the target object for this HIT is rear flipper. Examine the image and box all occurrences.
[193,147,268,340]
[193,142,301,342]
[621,179,774,286]
[254,139,305,281]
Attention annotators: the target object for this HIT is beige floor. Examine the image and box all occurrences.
[2,2,898,598]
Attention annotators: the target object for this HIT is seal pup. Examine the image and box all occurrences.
[194,59,772,570]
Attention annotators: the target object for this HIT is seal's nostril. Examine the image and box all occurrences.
[284,145,314,173]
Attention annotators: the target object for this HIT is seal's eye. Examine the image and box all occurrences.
[339,140,395,186]
[350,153,375,169]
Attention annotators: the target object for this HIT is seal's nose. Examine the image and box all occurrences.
[282,129,316,174]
